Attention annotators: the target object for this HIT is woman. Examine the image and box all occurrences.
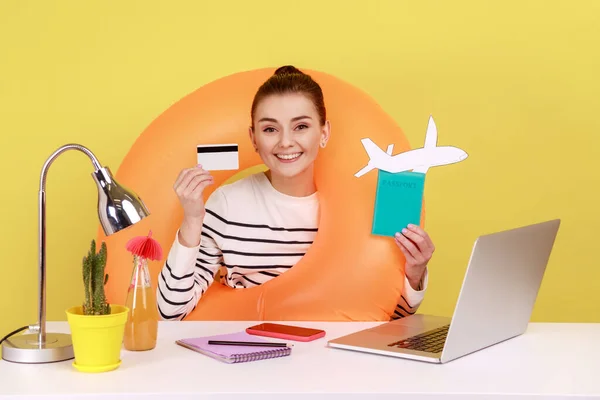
[157,66,435,320]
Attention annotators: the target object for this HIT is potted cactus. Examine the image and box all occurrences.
[65,239,129,373]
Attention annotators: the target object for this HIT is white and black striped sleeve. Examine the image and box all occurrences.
[391,268,429,320]
[156,190,227,320]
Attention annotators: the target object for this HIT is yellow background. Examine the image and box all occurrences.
[1,1,599,338]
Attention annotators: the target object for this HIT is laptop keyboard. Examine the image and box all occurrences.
[387,324,449,353]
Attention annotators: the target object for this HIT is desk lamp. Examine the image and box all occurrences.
[1,144,149,363]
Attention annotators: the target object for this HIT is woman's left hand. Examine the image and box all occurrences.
[394,224,435,290]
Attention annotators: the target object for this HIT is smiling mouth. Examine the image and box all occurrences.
[275,152,302,161]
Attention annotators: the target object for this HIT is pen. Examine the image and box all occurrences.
[208,340,291,348]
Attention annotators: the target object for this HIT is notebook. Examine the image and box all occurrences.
[175,331,292,364]
[371,170,426,237]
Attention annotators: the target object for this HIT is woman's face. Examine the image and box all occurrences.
[250,93,330,180]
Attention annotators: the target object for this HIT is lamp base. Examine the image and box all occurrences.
[1,333,74,363]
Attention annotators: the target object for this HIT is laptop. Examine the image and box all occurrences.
[328,219,561,364]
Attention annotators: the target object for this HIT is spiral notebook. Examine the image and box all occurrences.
[176,331,292,364]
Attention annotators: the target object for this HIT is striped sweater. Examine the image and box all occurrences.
[156,171,428,321]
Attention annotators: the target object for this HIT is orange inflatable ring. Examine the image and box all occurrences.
[99,68,425,321]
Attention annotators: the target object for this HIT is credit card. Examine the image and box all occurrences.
[196,144,239,171]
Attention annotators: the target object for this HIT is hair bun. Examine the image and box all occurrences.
[274,65,303,75]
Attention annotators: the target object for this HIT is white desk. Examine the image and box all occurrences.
[1,321,599,399]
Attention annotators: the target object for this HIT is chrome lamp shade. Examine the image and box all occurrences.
[93,167,150,236]
[1,144,149,364]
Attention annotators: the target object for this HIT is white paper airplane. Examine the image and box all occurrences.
[354,116,468,177]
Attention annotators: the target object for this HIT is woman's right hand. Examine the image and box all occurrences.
[173,165,214,247]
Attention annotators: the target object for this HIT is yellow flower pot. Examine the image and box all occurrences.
[65,304,129,373]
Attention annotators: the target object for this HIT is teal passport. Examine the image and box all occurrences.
[371,170,426,237]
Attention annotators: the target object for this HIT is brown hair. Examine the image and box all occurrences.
[251,65,326,128]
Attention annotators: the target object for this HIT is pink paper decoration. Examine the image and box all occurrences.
[125,230,163,261]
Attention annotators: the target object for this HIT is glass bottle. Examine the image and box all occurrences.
[124,255,159,351]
